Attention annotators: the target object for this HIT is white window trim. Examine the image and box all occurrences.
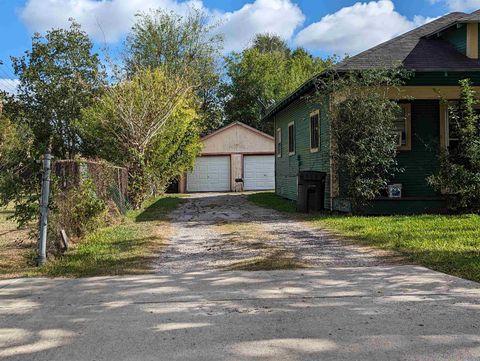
[288,121,295,156]
[309,110,320,153]
[276,128,282,158]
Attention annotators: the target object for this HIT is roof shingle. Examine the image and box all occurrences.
[336,12,480,71]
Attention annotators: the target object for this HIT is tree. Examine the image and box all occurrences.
[78,68,202,208]
[11,20,105,159]
[428,79,480,212]
[0,103,39,226]
[316,69,410,213]
[124,9,223,134]
[221,34,332,134]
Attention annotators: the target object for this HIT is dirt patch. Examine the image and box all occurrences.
[0,208,36,279]
[215,222,310,271]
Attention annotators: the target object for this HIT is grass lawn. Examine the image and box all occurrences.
[1,195,185,278]
[248,192,480,283]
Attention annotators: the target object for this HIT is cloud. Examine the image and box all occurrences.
[20,0,205,43]
[19,0,304,52]
[430,0,480,12]
[295,0,435,56]
[215,0,305,52]
[0,79,19,95]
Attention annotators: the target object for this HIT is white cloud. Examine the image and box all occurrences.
[0,79,19,95]
[20,0,205,43]
[19,0,304,52]
[430,0,480,12]
[295,0,435,56]
[215,0,305,52]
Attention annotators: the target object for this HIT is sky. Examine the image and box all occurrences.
[1,0,480,93]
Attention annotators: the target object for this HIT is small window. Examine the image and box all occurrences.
[276,128,282,157]
[447,107,480,151]
[394,103,411,151]
[447,109,460,151]
[288,122,295,155]
[310,111,320,152]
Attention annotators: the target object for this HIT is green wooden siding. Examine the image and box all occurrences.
[407,72,480,86]
[392,100,440,197]
[274,96,331,208]
[440,24,467,55]
[272,70,480,214]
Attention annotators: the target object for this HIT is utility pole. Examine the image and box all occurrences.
[37,149,52,266]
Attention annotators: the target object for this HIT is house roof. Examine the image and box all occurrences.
[263,10,480,120]
[201,121,274,142]
[336,12,480,71]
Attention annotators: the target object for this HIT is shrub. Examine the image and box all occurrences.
[428,79,480,212]
[48,177,108,254]
[315,68,411,213]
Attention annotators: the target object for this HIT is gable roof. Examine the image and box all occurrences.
[263,10,480,120]
[336,12,480,71]
[201,121,274,142]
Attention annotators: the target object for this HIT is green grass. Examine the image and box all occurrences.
[27,196,185,278]
[249,192,480,282]
[247,192,297,213]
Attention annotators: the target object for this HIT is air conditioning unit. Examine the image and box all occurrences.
[388,184,402,198]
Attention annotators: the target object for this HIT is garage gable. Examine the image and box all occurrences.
[201,122,274,155]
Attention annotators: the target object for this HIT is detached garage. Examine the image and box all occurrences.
[179,122,275,193]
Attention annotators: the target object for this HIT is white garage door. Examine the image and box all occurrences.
[244,155,275,191]
[187,156,230,192]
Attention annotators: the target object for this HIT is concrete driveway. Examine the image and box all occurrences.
[1,193,479,361]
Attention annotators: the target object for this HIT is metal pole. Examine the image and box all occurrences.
[37,150,52,266]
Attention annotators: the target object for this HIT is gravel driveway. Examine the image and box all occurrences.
[155,193,398,273]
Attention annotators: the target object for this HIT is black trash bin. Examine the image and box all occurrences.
[297,171,327,213]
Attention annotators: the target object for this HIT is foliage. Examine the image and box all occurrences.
[428,79,480,212]
[124,8,223,134]
[221,34,333,134]
[316,68,411,213]
[1,22,105,227]
[49,177,107,249]
[11,20,105,159]
[0,107,39,226]
[78,67,202,208]
[249,192,480,282]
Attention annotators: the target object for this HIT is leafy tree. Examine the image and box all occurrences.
[316,69,410,213]
[124,9,223,134]
[0,104,39,226]
[428,79,480,212]
[11,20,105,159]
[0,22,105,227]
[221,34,332,134]
[78,68,202,208]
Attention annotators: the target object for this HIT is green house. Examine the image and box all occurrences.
[264,10,480,214]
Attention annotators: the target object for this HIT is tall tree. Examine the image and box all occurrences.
[221,34,333,134]
[124,9,223,134]
[11,21,105,158]
[78,68,202,208]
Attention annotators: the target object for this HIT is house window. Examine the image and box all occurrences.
[276,128,282,157]
[288,122,295,155]
[446,106,480,151]
[446,110,460,151]
[394,103,412,151]
[310,110,320,152]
